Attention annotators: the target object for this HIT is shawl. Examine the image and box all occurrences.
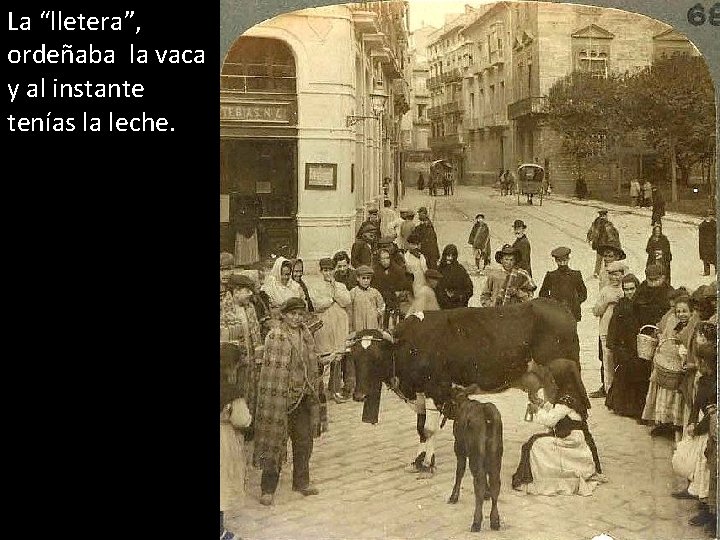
[470,221,490,252]
[436,261,473,309]
[645,234,671,267]
[252,322,321,470]
[261,257,303,308]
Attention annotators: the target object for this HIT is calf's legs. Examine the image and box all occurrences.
[448,440,466,504]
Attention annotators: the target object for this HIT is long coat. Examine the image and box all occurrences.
[436,262,474,309]
[413,220,440,269]
[538,266,587,321]
[252,323,321,470]
[645,234,672,283]
[512,234,533,277]
[699,218,716,264]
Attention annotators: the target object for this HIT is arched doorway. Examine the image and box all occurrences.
[220,37,298,263]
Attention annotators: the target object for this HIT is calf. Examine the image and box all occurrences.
[447,390,503,532]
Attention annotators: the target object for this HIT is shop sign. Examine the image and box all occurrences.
[220,102,291,123]
[305,163,337,190]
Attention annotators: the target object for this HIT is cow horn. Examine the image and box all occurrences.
[380,330,394,344]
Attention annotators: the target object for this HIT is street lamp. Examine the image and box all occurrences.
[346,91,388,127]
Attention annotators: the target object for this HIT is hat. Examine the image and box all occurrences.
[424,269,443,280]
[513,219,526,230]
[495,244,517,263]
[551,246,571,259]
[475,213,485,219]
[702,281,717,298]
[598,244,627,261]
[598,209,608,215]
[319,258,335,270]
[645,264,663,279]
[368,207,379,215]
[377,236,396,245]
[356,265,374,276]
[280,297,307,313]
[226,274,256,291]
[358,222,378,236]
[606,261,627,274]
[220,252,234,269]
[418,206,429,214]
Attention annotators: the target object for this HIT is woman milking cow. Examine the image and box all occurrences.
[347,298,605,501]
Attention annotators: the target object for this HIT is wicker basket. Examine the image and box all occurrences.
[637,325,659,361]
[652,337,685,391]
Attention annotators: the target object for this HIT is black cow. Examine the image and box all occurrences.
[351,298,588,420]
[446,387,503,532]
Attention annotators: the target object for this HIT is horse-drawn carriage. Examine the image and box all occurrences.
[516,163,545,206]
[430,159,454,196]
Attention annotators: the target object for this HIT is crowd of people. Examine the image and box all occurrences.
[218,196,717,539]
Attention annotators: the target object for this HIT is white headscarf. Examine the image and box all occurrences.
[261,256,303,308]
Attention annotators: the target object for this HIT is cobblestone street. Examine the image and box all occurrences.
[229,186,714,540]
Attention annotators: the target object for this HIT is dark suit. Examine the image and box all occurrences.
[512,235,532,277]
[538,266,587,321]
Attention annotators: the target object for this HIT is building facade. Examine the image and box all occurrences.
[460,1,514,186]
[426,6,479,181]
[401,25,437,190]
[506,2,697,196]
[220,1,409,266]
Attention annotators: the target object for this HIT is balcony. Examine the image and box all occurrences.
[481,112,508,127]
[426,76,442,90]
[392,78,410,116]
[442,100,464,114]
[427,105,442,119]
[443,68,463,83]
[428,132,465,148]
[507,96,547,119]
[351,10,379,35]
[489,48,505,68]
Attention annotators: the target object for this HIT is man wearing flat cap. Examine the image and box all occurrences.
[253,297,323,506]
[539,247,587,322]
[480,244,536,307]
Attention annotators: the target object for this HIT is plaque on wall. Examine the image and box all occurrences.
[220,194,230,223]
[305,163,337,190]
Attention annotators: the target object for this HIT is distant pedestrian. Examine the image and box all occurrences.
[587,209,621,278]
[511,219,532,277]
[575,176,588,200]
[505,169,515,195]
[468,213,491,273]
[538,247,587,322]
[417,172,425,191]
[630,179,641,207]
[651,187,665,226]
[699,209,716,276]
[379,199,398,240]
[642,180,653,207]
[436,244,473,309]
[645,223,672,286]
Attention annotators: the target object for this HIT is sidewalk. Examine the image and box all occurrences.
[541,191,703,227]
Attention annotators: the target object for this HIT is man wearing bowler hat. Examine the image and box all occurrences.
[253,297,323,506]
[538,247,588,322]
[480,244,536,307]
[511,219,532,276]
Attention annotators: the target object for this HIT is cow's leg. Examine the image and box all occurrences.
[448,438,466,504]
[485,404,503,530]
[469,452,486,532]
[420,400,441,470]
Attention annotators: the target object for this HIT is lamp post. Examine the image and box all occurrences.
[346,91,388,127]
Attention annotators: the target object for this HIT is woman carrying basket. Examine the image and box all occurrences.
[641,294,697,442]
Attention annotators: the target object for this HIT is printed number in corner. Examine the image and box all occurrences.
[687,3,720,25]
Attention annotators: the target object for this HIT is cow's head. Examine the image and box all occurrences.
[346,329,394,401]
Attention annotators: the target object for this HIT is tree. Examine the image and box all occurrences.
[544,71,633,194]
[626,55,716,202]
